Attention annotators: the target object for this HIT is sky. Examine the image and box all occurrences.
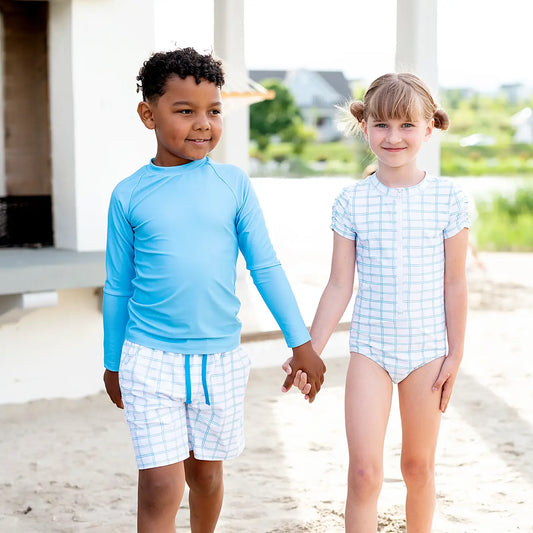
[155,0,533,92]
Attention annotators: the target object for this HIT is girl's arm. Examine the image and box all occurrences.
[310,232,356,355]
[432,227,469,412]
[281,231,354,391]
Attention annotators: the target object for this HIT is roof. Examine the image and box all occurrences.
[249,68,352,103]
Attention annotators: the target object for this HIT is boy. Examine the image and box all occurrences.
[102,48,325,533]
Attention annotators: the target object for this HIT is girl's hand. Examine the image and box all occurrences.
[282,358,312,398]
[432,356,461,413]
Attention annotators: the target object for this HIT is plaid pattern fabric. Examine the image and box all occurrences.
[332,173,470,383]
[119,340,251,469]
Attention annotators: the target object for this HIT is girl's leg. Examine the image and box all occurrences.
[398,357,444,533]
[184,453,224,533]
[137,462,186,533]
[345,353,393,533]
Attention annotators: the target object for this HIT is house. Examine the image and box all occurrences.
[250,69,353,142]
[510,107,533,144]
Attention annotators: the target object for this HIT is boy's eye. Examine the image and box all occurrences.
[402,123,414,128]
[176,109,192,114]
[375,123,387,128]
[210,109,222,115]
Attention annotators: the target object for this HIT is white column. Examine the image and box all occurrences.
[212,0,249,173]
[396,0,440,175]
[48,0,156,251]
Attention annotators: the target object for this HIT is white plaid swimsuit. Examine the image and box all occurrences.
[331,173,470,383]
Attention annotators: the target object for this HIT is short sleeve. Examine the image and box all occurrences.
[331,186,356,240]
[444,184,471,239]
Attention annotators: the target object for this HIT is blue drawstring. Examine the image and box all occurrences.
[185,354,192,404]
[202,355,210,405]
[184,354,210,405]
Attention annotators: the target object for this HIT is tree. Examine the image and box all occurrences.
[249,78,311,153]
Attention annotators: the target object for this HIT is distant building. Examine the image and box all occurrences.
[500,83,530,105]
[250,69,353,142]
[510,107,533,144]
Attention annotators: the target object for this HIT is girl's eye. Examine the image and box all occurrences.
[211,109,222,115]
[375,123,387,128]
[402,123,414,128]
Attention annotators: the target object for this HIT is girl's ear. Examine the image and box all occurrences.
[137,101,156,130]
[362,119,369,140]
[424,119,434,142]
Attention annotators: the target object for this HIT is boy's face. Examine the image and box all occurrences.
[138,75,222,166]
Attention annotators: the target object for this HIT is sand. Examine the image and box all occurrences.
[1,252,533,533]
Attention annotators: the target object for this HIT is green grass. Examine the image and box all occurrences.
[475,188,533,251]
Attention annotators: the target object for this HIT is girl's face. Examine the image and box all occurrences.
[362,115,433,172]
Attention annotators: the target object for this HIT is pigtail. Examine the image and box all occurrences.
[335,100,365,137]
[433,109,450,131]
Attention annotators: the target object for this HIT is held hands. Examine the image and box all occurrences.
[103,369,124,409]
[431,354,462,413]
[281,341,326,403]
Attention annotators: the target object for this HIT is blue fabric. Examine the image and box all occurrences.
[201,355,210,405]
[103,157,310,371]
[185,354,192,404]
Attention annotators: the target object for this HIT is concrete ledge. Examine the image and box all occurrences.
[0,248,105,295]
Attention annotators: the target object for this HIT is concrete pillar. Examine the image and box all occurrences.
[396,0,440,175]
[48,0,155,251]
[212,0,250,173]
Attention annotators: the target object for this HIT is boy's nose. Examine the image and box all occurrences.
[194,115,211,130]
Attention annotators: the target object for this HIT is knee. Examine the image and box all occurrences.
[186,461,223,495]
[139,470,182,513]
[347,461,383,500]
[401,457,435,489]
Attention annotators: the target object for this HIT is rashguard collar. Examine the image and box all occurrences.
[148,157,208,175]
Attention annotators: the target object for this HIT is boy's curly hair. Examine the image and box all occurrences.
[137,47,225,101]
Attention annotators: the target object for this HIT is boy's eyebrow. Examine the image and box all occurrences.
[171,100,222,107]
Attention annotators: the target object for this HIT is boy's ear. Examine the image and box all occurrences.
[137,101,156,130]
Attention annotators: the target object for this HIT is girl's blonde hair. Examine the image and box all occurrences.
[348,73,449,132]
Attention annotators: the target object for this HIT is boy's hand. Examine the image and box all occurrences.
[103,369,123,409]
[281,341,325,403]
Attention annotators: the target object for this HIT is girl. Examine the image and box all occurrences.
[291,73,470,532]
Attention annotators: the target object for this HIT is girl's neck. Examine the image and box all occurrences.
[375,164,426,189]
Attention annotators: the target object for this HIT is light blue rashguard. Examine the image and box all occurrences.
[103,157,310,372]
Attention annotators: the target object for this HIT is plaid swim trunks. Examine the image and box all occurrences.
[119,340,251,469]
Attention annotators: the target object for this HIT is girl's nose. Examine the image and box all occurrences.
[386,127,402,143]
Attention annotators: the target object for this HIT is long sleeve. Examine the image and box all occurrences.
[236,176,310,348]
[103,189,135,371]
[250,264,310,347]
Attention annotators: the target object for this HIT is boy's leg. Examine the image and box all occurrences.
[184,452,224,533]
[138,462,186,533]
[345,353,393,533]
[398,357,444,533]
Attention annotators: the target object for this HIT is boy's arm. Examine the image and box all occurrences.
[432,228,469,413]
[102,190,135,407]
[235,174,325,401]
[249,265,326,402]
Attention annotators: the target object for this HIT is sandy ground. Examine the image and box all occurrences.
[1,251,533,532]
